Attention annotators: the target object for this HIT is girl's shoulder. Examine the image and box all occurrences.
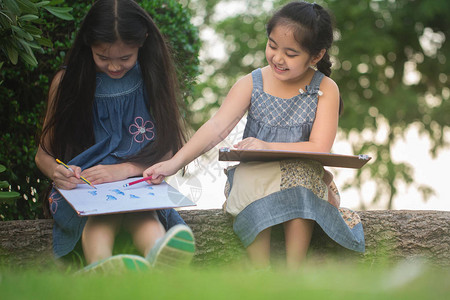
[318,73,339,95]
[316,73,340,113]
[221,72,253,110]
[234,67,269,92]
[231,71,253,92]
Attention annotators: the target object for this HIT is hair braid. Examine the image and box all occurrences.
[316,51,332,77]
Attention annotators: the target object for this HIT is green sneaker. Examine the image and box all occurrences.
[146,224,195,269]
[78,254,150,275]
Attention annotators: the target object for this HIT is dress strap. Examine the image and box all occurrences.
[251,68,264,91]
[306,70,325,93]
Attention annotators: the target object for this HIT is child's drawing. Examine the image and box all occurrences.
[56,178,195,216]
[111,189,125,196]
[106,195,117,201]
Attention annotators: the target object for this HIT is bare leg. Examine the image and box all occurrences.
[82,214,123,264]
[246,227,271,269]
[323,168,340,208]
[283,218,314,271]
[123,211,165,257]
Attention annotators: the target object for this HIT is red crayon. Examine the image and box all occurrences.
[123,176,153,188]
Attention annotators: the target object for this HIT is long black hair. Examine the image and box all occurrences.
[40,0,186,164]
[267,1,343,114]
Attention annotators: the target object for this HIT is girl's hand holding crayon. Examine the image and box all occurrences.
[53,163,85,190]
[143,159,181,185]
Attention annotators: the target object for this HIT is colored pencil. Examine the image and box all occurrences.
[56,159,96,189]
[123,176,153,188]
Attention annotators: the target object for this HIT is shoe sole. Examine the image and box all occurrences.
[79,254,150,274]
[150,225,195,269]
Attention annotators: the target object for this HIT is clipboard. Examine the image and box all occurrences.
[218,147,371,169]
[55,178,196,216]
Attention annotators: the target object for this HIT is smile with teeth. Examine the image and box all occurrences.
[275,64,288,71]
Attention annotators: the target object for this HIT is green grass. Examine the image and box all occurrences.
[1,259,448,300]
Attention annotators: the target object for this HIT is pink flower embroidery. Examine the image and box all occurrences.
[129,117,155,143]
[49,190,63,214]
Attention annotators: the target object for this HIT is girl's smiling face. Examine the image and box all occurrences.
[266,25,318,82]
[91,40,140,79]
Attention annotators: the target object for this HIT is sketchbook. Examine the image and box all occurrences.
[55,178,196,216]
[218,147,371,169]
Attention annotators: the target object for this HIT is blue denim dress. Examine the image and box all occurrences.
[224,68,365,252]
[48,63,186,258]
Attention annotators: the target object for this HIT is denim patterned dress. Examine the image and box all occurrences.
[48,63,186,258]
[224,68,365,252]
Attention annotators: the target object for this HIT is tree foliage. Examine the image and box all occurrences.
[0,0,73,68]
[183,0,449,208]
[0,164,20,203]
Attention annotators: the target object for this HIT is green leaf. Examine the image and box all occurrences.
[17,38,34,55]
[0,10,14,23]
[3,0,21,16]
[20,52,38,67]
[19,14,39,22]
[19,39,42,51]
[11,25,34,41]
[5,44,19,65]
[35,36,53,48]
[16,0,39,14]
[0,181,9,188]
[44,6,74,21]
[35,1,51,7]
[0,165,6,173]
[0,191,21,202]
[21,24,43,36]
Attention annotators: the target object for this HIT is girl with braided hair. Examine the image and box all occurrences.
[144,1,364,270]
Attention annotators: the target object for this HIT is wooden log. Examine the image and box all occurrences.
[0,219,54,266]
[0,210,448,267]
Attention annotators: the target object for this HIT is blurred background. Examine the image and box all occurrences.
[0,0,448,220]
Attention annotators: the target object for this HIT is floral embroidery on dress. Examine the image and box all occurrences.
[129,117,155,143]
[49,190,63,214]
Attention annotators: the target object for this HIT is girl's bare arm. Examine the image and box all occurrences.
[144,74,253,182]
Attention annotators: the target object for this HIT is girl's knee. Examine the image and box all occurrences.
[124,211,165,238]
[123,211,161,228]
[84,214,123,234]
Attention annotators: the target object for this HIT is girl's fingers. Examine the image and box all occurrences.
[143,168,154,180]
[73,169,82,178]
[54,178,78,190]
[150,175,165,185]
[143,166,166,185]
[234,141,243,149]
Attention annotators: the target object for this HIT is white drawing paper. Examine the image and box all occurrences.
[55,178,196,216]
